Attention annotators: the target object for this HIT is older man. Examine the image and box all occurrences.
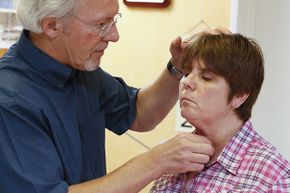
[0,0,216,192]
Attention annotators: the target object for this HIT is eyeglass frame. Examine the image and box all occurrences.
[68,13,122,37]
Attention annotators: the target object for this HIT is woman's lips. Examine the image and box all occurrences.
[181,96,195,104]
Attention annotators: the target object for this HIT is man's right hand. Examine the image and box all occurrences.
[146,133,214,177]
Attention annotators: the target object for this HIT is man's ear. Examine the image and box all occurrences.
[42,17,62,38]
[232,92,249,109]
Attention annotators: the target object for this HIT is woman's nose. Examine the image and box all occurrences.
[181,73,197,90]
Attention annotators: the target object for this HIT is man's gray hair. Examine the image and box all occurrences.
[16,0,77,33]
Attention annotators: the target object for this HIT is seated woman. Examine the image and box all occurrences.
[149,33,290,192]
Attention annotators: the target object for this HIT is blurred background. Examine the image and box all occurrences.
[1,1,289,192]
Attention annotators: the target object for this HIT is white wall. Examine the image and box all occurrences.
[231,0,290,160]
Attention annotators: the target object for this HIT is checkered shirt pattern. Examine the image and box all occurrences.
[149,120,290,193]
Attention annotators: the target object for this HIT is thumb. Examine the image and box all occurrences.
[172,36,182,48]
[170,35,182,54]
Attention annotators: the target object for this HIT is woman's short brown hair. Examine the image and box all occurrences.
[181,33,264,122]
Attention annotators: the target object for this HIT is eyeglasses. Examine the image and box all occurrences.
[70,13,122,37]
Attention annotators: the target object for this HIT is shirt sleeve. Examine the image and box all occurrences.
[95,68,139,135]
[0,99,68,193]
[270,172,290,193]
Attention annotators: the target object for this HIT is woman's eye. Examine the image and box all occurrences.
[201,73,213,81]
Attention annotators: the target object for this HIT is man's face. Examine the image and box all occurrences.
[57,0,120,71]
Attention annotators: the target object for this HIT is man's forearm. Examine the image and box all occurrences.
[68,129,214,193]
[68,152,161,193]
[130,67,180,132]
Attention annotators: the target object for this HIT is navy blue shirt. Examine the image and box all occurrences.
[0,30,138,193]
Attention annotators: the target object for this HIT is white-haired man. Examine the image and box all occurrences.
[0,0,217,192]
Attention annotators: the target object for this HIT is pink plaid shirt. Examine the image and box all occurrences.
[149,120,290,193]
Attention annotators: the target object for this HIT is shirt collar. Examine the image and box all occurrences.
[16,30,75,88]
[210,120,256,175]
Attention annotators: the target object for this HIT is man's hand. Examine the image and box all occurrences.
[69,133,213,193]
[146,133,214,176]
[169,26,232,71]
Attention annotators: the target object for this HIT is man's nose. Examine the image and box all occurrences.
[103,25,119,42]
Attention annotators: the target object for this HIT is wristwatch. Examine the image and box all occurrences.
[167,61,183,80]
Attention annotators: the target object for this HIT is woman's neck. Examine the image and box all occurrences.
[191,115,245,166]
[185,117,244,190]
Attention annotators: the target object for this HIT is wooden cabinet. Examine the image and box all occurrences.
[0,48,7,57]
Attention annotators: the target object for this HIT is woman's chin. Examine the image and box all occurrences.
[181,109,198,120]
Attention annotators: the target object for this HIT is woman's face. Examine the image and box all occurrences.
[179,58,234,128]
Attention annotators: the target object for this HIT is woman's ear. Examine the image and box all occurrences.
[42,17,62,38]
[232,92,249,109]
